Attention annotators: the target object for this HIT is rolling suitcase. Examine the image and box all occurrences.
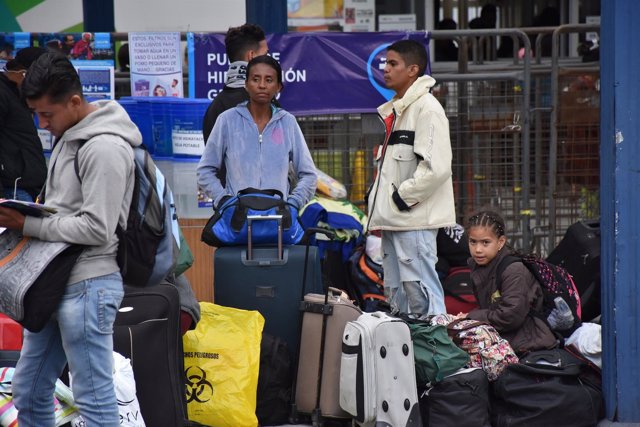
[340,311,422,427]
[547,220,600,321]
[293,288,362,424]
[213,215,323,356]
[113,283,189,427]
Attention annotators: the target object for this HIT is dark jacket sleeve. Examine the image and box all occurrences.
[202,101,226,143]
[467,263,533,333]
[202,88,249,143]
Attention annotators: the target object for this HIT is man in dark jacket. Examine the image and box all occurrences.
[0,47,48,201]
[201,23,268,142]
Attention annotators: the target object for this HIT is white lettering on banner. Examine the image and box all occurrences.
[271,52,281,61]
[173,131,205,156]
[209,53,228,65]
[208,71,219,84]
[207,71,228,84]
[283,68,307,83]
[208,89,219,99]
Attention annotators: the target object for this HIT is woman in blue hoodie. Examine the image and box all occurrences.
[197,55,317,210]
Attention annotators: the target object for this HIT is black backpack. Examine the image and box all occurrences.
[75,143,179,287]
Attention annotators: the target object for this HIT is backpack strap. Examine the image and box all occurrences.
[496,254,565,343]
[494,255,521,292]
[73,140,88,183]
[494,254,543,320]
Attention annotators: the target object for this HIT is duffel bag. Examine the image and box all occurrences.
[201,188,304,247]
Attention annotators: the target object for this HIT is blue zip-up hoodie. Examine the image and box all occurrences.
[197,101,317,209]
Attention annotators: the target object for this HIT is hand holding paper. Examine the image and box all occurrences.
[0,206,26,231]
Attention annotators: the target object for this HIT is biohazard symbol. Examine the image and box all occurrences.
[185,366,214,403]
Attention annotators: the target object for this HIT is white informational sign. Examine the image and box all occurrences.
[172,131,205,156]
[585,16,600,43]
[129,32,184,98]
[37,129,53,152]
[378,14,417,31]
[343,0,375,32]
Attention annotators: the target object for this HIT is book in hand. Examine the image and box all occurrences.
[0,199,57,217]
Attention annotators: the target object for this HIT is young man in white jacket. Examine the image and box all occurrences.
[367,40,456,316]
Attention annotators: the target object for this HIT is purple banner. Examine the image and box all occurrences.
[189,31,431,116]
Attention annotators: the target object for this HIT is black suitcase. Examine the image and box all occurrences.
[213,216,323,357]
[547,220,601,321]
[113,283,189,427]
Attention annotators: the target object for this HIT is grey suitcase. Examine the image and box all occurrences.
[293,289,362,423]
[340,311,422,427]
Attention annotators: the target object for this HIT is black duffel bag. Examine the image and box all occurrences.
[419,367,491,427]
[491,348,603,427]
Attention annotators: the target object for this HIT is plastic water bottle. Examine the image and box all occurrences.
[547,297,574,330]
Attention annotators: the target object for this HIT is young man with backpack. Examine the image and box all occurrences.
[0,52,140,425]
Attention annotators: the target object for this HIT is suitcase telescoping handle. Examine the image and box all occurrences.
[289,227,336,424]
[246,214,283,261]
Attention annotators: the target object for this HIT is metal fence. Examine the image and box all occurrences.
[299,25,600,255]
[106,25,600,255]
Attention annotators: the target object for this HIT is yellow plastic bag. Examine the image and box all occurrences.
[316,168,348,200]
[183,302,264,427]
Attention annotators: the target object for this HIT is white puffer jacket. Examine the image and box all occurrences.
[367,75,456,231]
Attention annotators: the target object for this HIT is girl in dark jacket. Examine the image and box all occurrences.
[462,211,557,355]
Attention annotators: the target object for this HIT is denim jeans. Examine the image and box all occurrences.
[3,188,34,202]
[382,229,446,316]
[13,272,124,427]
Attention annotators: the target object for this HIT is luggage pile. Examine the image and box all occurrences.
[195,190,605,427]
[338,314,603,427]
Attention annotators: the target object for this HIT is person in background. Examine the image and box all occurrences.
[45,39,63,52]
[117,42,130,72]
[71,32,93,60]
[0,46,48,201]
[201,23,269,142]
[462,211,557,354]
[436,224,470,280]
[469,3,497,60]
[0,43,13,59]
[435,18,459,61]
[62,34,76,57]
[366,40,456,317]
[0,52,141,425]
[197,55,316,212]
